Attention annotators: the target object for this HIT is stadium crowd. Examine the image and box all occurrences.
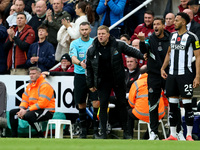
[0,0,200,140]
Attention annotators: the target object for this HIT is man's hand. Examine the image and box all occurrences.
[62,18,71,28]
[143,53,148,60]
[42,71,50,78]
[161,68,168,80]
[31,56,39,64]
[137,32,145,42]
[80,60,86,69]
[31,3,36,15]
[104,0,109,5]
[17,109,27,119]
[7,27,15,41]
[193,76,200,88]
[89,87,97,92]
[46,9,52,22]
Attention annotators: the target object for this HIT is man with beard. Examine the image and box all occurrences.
[161,12,200,141]
[138,17,170,140]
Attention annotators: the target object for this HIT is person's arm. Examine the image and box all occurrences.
[138,31,150,54]
[96,0,107,15]
[48,12,71,31]
[107,0,126,15]
[0,26,8,40]
[160,46,171,80]
[120,40,144,60]
[13,29,35,51]
[67,16,87,39]
[25,44,35,67]
[193,49,200,88]
[128,82,137,109]
[19,88,29,110]
[86,48,95,91]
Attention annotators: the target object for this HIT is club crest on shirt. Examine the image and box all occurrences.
[114,50,118,55]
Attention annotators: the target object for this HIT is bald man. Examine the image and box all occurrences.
[165,13,175,32]
[28,0,47,42]
[132,39,147,68]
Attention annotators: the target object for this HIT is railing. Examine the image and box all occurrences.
[50,0,153,71]
[109,0,153,31]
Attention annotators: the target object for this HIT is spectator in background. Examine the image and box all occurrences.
[165,13,176,32]
[56,1,94,61]
[127,66,166,139]
[138,17,170,140]
[9,67,55,138]
[26,25,55,72]
[42,53,74,77]
[0,0,10,14]
[6,0,32,28]
[96,0,126,39]
[0,13,8,74]
[42,0,71,49]
[4,12,35,75]
[120,34,131,68]
[123,0,146,36]
[130,10,154,41]
[125,56,140,94]
[178,0,189,12]
[9,5,16,15]
[132,39,147,68]
[28,0,47,42]
[63,0,76,21]
[187,0,200,24]
[183,9,200,38]
[24,0,35,14]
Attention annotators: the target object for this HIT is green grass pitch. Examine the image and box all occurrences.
[0,138,200,150]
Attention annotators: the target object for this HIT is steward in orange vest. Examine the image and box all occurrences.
[127,73,168,138]
[9,67,55,137]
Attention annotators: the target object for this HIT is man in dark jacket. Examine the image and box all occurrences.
[138,17,170,140]
[26,25,55,72]
[86,25,146,139]
[28,0,47,42]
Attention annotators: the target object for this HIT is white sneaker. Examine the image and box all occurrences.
[148,131,159,140]
[177,131,186,141]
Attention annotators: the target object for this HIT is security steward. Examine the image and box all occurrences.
[9,67,55,137]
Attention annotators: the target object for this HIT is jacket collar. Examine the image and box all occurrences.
[29,75,44,87]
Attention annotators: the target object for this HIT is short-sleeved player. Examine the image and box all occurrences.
[161,12,200,141]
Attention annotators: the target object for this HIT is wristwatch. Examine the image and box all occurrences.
[78,61,81,66]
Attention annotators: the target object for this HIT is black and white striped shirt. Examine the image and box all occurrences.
[169,31,200,75]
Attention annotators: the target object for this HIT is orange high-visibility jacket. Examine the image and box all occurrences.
[128,73,167,123]
[19,75,55,112]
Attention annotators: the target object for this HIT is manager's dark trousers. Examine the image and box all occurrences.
[9,109,53,137]
[97,79,127,135]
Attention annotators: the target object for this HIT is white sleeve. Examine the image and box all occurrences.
[67,16,88,39]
